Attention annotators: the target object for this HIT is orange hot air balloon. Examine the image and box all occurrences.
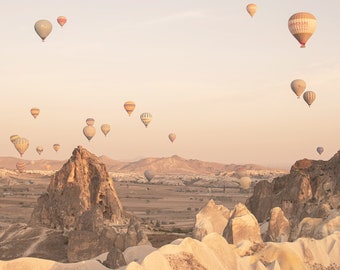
[53,143,60,152]
[124,101,136,116]
[57,16,67,27]
[30,107,40,119]
[168,133,176,143]
[303,91,316,107]
[246,4,257,18]
[16,161,26,173]
[288,12,317,48]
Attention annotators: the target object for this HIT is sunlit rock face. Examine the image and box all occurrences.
[29,145,126,231]
[246,150,340,240]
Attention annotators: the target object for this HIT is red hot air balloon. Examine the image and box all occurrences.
[57,16,67,27]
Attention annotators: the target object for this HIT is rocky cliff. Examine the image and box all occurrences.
[29,145,126,231]
[246,150,340,240]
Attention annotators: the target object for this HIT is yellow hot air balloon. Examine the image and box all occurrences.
[34,19,52,42]
[144,170,155,182]
[13,137,29,157]
[10,135,20,144]
[83,126,96,141]
[168,133,176,143]
[30,107,40,119]
[86,118,95,126]
[140,112,152,128]
[246,4,257,18]
[291,79,306,98]
[239,176,252,190]
[16,161,26,173]
[53,143,60,152]
[36,146,44,155]
[124,101,136,116]
[101,124,111,137]
[288,12,317,48]
[303,91,316,107]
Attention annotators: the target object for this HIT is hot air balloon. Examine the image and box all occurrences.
[57,16,67,27]
[34,19,52,42]
[36,146,44,155]
[16,161,26,173]
[30,107,40,119]
[86,118,95,126]
[13,137,29,157]
[124,101,136,116]
[246,4,257,18]
[144,170,155,182]
[239,176,252,190]
[101,124,111,137]
[10,135,20,144]
[53,143,60,152]
[291,79,306,98]
[140,112,152,128]
[316,147,324,155]
[303,91,316,107]
[83,125,96,141]
[288,12,317,48]
[168,133,176,143]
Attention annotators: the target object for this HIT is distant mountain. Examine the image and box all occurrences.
[0,154,287,176]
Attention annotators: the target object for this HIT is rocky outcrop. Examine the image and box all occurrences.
[29,145,126,231]
[192,199,230,240]
[223,203,262,246]
[246,151,340,240]
[265,207,290,242]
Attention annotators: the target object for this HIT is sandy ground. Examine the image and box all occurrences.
[0,172,251,242]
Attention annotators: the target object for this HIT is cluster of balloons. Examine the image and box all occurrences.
[290,79,316,107]
[34,16,67,42]
[83,117,112,141]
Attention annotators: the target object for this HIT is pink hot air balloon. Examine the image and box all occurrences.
[57,16,67,27]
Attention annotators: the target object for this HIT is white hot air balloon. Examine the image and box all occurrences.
[83,125,96,141]
[34,19,52,42]
[291,79,306,98]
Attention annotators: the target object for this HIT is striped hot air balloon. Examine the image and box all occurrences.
[16,161,26,173]
[303,91,316,107]
[124,101,136,116]
[140,112,152,128]
[288,12,317,48]
[13,137,29,157]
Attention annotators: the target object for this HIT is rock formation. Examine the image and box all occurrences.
[246,151,340,240]
[193,199,230,240]
[29,145,126,231]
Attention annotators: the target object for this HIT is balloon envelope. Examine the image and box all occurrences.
[36,146,44,155]
[168,133,176,143]
[34,19,52,42]
[144,170,155,181]
[246,4,257,18]
[13,137,29,157]
[124,101,136,116]
[288,12,317,48]
[30,107,40,119]
[303,91,316,107]
[16,162,26,173]
[101,124,111,136]
[140,112,152,128]
[10,135,20,144]
[291,79,306,98]
[83,126,96,141]
[239,176,252,190]
[53,144,60,152]
[86,118,95,126]
[317,147,324,155]
[57,16,67,27]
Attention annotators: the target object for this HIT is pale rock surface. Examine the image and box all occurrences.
[223,203,263,246]
[265,207,290,242]
[192,199,230,240]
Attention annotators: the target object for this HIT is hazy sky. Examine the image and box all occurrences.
[1,0,340,169]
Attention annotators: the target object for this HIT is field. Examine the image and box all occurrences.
[0,171,252,246]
